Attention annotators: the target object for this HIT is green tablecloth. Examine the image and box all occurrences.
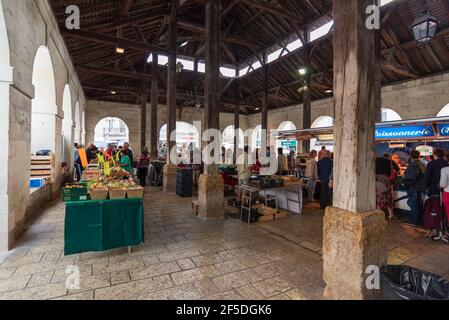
[65,198,144,255]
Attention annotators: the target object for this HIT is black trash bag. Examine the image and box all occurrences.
[381,265,449,300]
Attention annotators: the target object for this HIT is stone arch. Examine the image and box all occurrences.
[437,103,449,117]
[74,102,81,144]
[93,117,130,149]
[159,121,200,162]
[381,108,402,122]
[311,116,334,128]
[31,46,57,155]
[311,116,334,153]
[61,84,73,163]
[0,0,12,251]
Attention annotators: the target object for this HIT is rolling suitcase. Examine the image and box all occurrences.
[423,195,442,230]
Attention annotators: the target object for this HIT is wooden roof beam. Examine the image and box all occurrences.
[62,29,168,54]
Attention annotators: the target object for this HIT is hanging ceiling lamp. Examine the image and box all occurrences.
[411,10,438,43]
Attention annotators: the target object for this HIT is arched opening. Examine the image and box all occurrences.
[277,121,297,153]
[251,125,262,151]
[159,121,200,163]
[31,46,57,155]
[311,116,334,153]
[81,110,86,145]
[94,117,130,149]
[74,102,81,144]
[61,85,73,163]
[381,108,402,122]
[437,103,449,117]
[222,125,244,164]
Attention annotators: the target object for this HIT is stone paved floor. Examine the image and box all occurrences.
[0,187,448,300]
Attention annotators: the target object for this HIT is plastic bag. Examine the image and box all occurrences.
[381,265,449,300]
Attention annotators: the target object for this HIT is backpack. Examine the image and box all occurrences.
[404,160,425,192]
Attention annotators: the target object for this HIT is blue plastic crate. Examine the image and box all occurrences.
[30,178,44,188]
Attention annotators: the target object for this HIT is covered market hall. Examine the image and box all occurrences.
[0,0,449,301]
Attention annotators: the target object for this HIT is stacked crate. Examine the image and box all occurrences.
[176,167,193,197]
[30,155,55,181]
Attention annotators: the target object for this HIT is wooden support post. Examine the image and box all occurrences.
[163,0,178,193]
[375,28,382,122]
[261,63,268,148]
[234,78,240,165]
[141,62,148,152]
[150,53,159,159]
[302,27,312,153]
[322,0,387,300]
[198,0,224,220]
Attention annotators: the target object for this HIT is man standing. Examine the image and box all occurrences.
[423,149,448,197]
[277,148,288,175]
[404,150,426,226]
[318,146,326,161]
[317,150,333,209]
[74,143,81,182]
[123,142,134,165]
[305,150,318,202]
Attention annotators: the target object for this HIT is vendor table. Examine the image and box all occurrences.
[64,198,144,255]
[259,183,303,214]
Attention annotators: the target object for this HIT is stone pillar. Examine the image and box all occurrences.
[163,0,178,193]
[198,0,224,220]
[323,0,387,300]
[261,64,268,147]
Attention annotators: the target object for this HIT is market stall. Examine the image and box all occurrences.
[62,153,145,255]
[276,116,449,214]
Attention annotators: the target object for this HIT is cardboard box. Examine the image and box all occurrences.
[275,211,289,219]
[258,214,274,223]
[192,200,199,215]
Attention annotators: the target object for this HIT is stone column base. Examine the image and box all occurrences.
[162,164,177,193]
[323,207,387,300]
[198,174,224,220]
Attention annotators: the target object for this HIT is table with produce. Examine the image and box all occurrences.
[62,165,145,255]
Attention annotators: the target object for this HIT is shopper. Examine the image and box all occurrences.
[305,150,318,202]
[73,143,82,182]
[86,142,98,164]
[376,156,395,219]
[439,152,449,226]
[136,150,150,187]
[277,148,288,175]
[237,146,251,186]
[317,150,333,209]
[119,150,133,174]
[424,149,448,197]
[404,150,426,226]
[318,146,326,161]
[287,150,296,175]
[123,142,134,165]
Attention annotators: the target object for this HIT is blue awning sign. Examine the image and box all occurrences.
[375,126,434,139]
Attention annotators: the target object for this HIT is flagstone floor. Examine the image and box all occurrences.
[0,187,448,300]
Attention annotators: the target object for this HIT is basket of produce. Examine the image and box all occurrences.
[61,183,88,202]
[89,181,109,200]
[127,186,144,199]
[108,182,127,199]
[82,170,101,181]
[108,167,129,179]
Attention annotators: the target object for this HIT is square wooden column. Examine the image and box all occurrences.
[322,0,387,300]
[198,0,224,220]
[163,0,178,193]
[150,53,159,159]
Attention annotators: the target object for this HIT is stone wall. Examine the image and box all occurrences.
[248,72,449,132]
[1,0,87,250]
[85,100,250,154]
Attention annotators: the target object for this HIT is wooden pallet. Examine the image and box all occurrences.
[31,155,55,179]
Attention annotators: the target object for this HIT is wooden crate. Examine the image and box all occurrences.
[31,155,55,180]
[275,211,289,220]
